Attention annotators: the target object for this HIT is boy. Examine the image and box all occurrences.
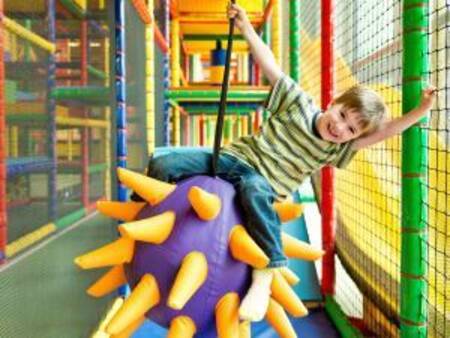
[135,3,436,322]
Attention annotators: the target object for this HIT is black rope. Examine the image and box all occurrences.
[211,0,236,176]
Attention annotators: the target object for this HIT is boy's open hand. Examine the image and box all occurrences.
[420,86,437,111]
[227,3,251,31]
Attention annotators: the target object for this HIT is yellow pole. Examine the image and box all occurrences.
[171,18,180,146]
[68,130,73,161]
[242,53,249,83]
[241,115,248,136]
[3,16,56,53]
[5,126,9,157]
[146,0,155,154]
[11,126,19,157]
[271,0,281,66]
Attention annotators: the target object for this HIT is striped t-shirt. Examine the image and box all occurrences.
[222,74,357,198]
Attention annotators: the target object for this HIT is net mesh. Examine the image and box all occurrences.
[300,1,449,337]
[426,1,450,336]
[1,1,115,337]
[334,1,403,337]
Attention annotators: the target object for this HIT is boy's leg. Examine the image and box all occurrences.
[234,173,287,321]
[131,150,214,201]
[236,174,287,268]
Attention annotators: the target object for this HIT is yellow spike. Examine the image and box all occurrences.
[87,265,127,298]
[188,186,222,220]
[167,251,208,310]
[282,232,325,261]
[117,167,176,206]
[167,316,196,338]
[239,321,251,338]
[119,211,176,244]
[95,297,124,334]
[271,271,308,317]
[74,237,135,269]
[107,274,160,335]
[279,267,300,286]
[228,225,269,269]
[265,298,297,338]
[97,200,146,222]
[273,201,304,223]
[215,292,240,338]
[111,316,145,338]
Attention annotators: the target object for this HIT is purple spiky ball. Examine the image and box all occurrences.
[124,175,251,336]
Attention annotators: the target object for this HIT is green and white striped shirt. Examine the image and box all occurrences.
[222,75,356,198]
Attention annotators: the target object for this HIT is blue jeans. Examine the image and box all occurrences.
[132,150,288,268]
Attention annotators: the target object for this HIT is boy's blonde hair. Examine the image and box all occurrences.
[334,85,386,135]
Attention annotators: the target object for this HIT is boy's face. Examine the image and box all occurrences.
[316,103,366,143]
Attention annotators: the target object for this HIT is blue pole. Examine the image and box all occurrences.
[115,0,129,297]
[47,0,57,220]
[115,0,127,201]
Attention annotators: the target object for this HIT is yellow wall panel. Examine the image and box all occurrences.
[178,0,263,13]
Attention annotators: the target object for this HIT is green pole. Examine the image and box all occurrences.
[401,1,429,337]
[24,20,32,62]
[262,0,271,45]
[289,0,300,82]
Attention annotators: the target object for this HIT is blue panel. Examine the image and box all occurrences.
[283,191,322,301]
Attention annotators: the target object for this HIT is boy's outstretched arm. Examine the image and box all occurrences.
[228,3,283,86]
[352,86,437,150]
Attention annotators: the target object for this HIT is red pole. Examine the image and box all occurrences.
[321,0,335,296]
[81,20,89,208]
[0,0,7,263]
[199,115,205,146]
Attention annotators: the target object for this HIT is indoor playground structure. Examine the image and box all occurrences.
[0,1,448,338]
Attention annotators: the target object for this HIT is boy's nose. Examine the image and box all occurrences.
[335,123,345,133]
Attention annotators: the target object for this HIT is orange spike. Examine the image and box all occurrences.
[117,167,176,206]
[229,225,269,269]
[74,237,135,269]
[265,298,297,338]
[167,316,197,338]
[119,211,176,244]
[239,321,251,338]
[282,232,325,260]
[271,271,308,317]
[279,267,300,286]
[111,316,145,338]
[273,201,304,223]
[107,274,160,335]
[97,201,146,221]
[215,292,240,338]
[188,186,222,220]
[87,265,127,298]
[167,251,208,310]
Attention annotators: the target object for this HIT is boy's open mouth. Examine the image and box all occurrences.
[328,124,338,138]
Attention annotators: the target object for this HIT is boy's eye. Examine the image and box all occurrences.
[340,111,345,118]
[349,127,355,134]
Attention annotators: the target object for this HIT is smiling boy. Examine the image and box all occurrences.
[134,2,436,323]
[223,3,436,321]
